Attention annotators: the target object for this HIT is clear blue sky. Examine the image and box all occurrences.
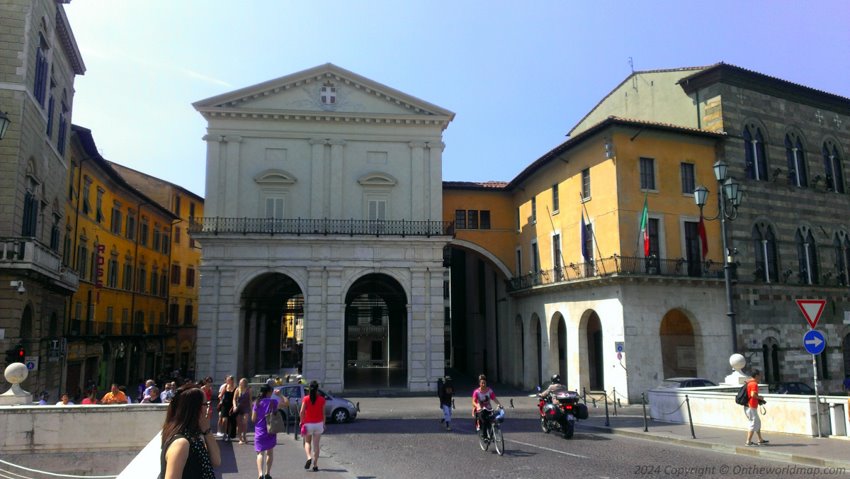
[65,0,850,197]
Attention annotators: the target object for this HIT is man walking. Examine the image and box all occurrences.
[744,369,768,446]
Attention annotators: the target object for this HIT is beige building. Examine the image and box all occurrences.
[0,0,85,398]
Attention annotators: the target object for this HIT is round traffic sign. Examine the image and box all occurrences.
[803,330,826,355]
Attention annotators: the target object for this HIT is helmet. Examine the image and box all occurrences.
[551,374,561,384]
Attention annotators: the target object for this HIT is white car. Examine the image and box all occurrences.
[275,384,358,423]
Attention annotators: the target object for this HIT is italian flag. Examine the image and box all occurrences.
[638,194,649,256]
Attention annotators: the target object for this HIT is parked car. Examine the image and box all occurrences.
[770,382,815,395]
[274,383,358,423]
[660,377,718,388]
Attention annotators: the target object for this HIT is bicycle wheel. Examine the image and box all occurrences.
[478,427,489,451]
[493,424,505,456]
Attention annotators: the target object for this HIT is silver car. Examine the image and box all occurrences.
[275,384,358,423]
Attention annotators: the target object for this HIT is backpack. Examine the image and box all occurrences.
[734,383,749,406]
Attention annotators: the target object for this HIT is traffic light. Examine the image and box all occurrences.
[15,344,25,361]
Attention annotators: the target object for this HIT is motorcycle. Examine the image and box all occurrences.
[537,389,588,439]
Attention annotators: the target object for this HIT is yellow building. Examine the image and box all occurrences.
[443,117,729,398]
[110,163,204,378]
[64,126,178,398]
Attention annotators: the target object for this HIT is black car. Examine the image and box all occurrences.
[770,382,815,395]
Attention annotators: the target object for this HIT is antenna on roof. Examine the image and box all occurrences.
[629,57,637,90]
[628,57,634,73]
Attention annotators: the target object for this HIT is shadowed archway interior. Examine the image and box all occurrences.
[344,273,408,390]
[241,273,304,378]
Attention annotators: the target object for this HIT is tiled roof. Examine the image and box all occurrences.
[443,181,508,190]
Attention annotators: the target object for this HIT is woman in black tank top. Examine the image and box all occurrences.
[160,384,220,479]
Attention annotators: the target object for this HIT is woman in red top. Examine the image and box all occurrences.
[299,381,326,472]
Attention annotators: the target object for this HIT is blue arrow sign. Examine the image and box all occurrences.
[803,330,826,355]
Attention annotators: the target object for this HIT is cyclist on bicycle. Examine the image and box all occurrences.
[472,374,502,437]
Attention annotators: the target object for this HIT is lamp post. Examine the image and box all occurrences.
[0,110,10,141]
[694,160,744,354]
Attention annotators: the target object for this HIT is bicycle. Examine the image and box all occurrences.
[476,407,505,456]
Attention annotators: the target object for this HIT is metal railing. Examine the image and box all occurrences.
[507,255,725,292]
[189,217,454,237]
[0,237,79,290]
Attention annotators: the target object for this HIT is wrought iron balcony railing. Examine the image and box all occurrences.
[507,255,725,292]
[189,217,454,237]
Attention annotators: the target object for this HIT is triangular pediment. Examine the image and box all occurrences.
[194,63,454,123]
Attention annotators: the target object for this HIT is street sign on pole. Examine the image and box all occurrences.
[796,299,826,329]
[803,330,826,355]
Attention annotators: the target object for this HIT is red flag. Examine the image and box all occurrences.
[698,215,708,259]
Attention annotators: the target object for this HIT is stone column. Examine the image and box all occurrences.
[303,267,326,384]
[409,142,426,220]
[329,140,345,219]
[324,267,344,391]
[427,142,444,221]
[223,136,243,218]
[309,139,327,219]
[202,135,225,217]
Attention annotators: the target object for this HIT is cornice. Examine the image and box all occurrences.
[54,3,85,75]
[196,108,452,128]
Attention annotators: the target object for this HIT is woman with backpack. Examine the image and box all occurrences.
[300,381,326,472]
[252,384,287,479]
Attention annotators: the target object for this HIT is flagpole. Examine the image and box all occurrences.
[579,193,607,275]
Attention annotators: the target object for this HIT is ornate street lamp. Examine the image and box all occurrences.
[694,160,744,354]
[0,110,10,141]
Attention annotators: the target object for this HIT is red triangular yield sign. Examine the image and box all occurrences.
[796,299,826,329]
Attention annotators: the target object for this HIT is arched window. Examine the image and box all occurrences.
[834,232,850,286]
[744,124,768,181]
[823,140,845,193]
[796,227,819,285]
[752,222,778,282]
[785,133,808,187]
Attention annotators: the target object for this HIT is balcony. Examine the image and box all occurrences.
[507,255,724,292]
[0,237,79,292]
[189,217,454,237]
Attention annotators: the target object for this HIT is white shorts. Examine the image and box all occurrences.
[304,422,324,435]
[745,407,760,432]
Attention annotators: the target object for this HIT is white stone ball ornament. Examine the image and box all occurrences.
[4,362,29,384]
[729,353,746,372]
[0,362,31,405]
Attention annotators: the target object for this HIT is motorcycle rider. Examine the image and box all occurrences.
[538,374,568,400]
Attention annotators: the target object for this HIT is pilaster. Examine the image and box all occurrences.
[409,142,426,220]
[309,139,326,218]
[223,136,242,218]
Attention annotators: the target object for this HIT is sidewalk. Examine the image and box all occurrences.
[217,431,354,479]
[571,404,850,470]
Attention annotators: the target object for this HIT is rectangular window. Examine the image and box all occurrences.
[531,241,540,273]
[33,37,48,105]
[184,304,194,327]
[126,213,136,240]
[174,195,181,215]
[189,202,196,219]
[46,96,55,136]
[552,184,560,212]
[455,210,466,229]
[582,168,591,199]
[467,210,479,229]
[123,264,133,290]
[174,227,181,244]
[108,258,118,288]
[171,265,181,285]
[151,270,158,295]
[169,303,179,326]
[680,162,695,194]
[140,218,149,246]
[480,210,491,230]
[684,221,703,277]
[57,102,68,156]
[515,248,522,276]
[153,226,161,251]
[82,182,91,215]
[640,157,656,190]
[531,197,537,224]
[137,267,147,293]
[96,189,105,223]
[77,245,88,279]
[516,207,521,232]
[368,200,387,221]
[162,232,169,254]
[648,218,660,257]
[265,197,284,219]
[186,267,196,287]
[552,233,562,275]
[160,272,168,296]
[111,207,122,234]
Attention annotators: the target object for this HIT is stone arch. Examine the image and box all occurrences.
[239,271,305,378]
[344,272,409,389]
[579,309,604,391]
[659,309,697,379]
[448,239,512,279]
[548,311,567,385]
